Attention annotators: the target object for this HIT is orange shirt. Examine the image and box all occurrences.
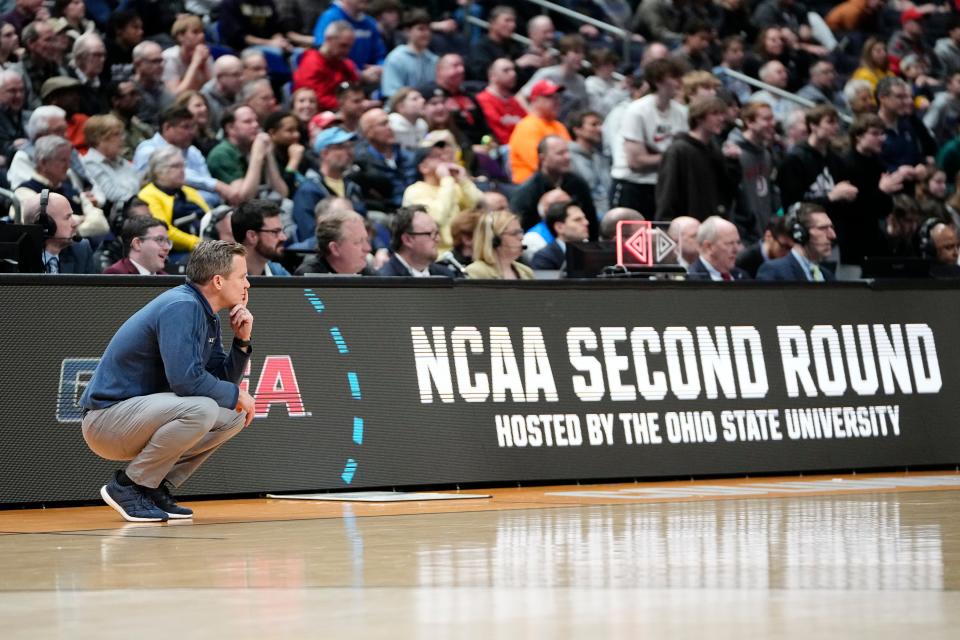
[508,114,570,184]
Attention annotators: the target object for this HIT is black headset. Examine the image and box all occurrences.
[36,189,57,239]
[787,202,809,246]
[202,205,234,240]
[487,212,501,248]
[918,217,941,260]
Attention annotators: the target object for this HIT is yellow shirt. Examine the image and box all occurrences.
[326,177,345,198]
[137,183,209,252]
[401,176,484,253]
[851,66,892,91]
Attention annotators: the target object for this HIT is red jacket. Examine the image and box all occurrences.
[103,257,166,275]
[475,89,527,145]
[293,49,360,111]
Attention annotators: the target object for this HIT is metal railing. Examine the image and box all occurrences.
[522,0,632,64]
[464,0,633,65]
[464,15,624,82]
[715,67,854,124]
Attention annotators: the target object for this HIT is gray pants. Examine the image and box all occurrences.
[81,393,246,489]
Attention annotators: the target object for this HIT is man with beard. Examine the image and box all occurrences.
[231,199,291,276]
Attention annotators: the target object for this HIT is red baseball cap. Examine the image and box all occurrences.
[529,79,564,100]
[310,111,343,131]
[900,8,924,25]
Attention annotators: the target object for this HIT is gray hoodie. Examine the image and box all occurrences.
[569,141,611,216]
[727,127,780,243]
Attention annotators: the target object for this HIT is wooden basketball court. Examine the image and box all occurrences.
[1,471,959,638]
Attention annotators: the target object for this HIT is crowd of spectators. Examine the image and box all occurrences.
[4,0,960,282]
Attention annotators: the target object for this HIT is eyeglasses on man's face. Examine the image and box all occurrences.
[140,235,173,248]
[407,229,441,240]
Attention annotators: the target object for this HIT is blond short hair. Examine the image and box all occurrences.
[83,114,124,148]
[172,14,204,39]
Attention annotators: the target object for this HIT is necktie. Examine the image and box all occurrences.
[721,272,732,281]
[45,256,59,274]
[810,264,824,282]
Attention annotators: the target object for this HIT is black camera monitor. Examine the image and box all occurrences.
[0,223,44,273]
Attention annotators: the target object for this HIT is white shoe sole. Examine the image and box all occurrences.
[164,511,193,519]
[100,485,167,522]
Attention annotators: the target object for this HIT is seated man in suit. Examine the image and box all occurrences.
[735,215,795,278]
[378,205,457,277]
[757,203,837,281]
[103,216,170,274]
[21,190,98,274]
[688,216,749,281]
[531,199,589,270]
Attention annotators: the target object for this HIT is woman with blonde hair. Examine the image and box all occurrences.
[464,209,533,280]
[163,14,214,95]
[81,114,140,205]
[388,87,428,150]
[852,37,893,91]
[137,145,208,252]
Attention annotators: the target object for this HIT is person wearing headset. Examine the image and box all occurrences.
[21,189,98,274]
[919,217,960,278]
[756,203,837,282]
[464,209,533,280]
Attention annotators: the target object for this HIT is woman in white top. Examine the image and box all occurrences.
[81,114,141,207]
[162,15,214,95]
[388,87,428,150]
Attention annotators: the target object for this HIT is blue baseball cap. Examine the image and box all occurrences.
[313,127,356,153]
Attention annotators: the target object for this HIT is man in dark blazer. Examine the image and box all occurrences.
[531,200,590,271]
[22,191,99,274]
[736,216,795,278]
[378,205,458,277]
[757,203,837,281]
[687,216,750,281]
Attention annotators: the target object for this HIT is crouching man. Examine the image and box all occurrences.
[80,240,256,521]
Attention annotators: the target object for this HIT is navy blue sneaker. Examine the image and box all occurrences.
[145,482,193,519]
[100,472,168,522]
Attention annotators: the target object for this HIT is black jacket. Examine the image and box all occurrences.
[655,133,741,222]
[376,253,458,278]
[688,256,750,280]
[735,242,765,279]
[776,141,847,210]
[509,171,599,241]
[530,241,565,270]
[295,254,376,277]
[833,149,893,265]
[756,252,836,281]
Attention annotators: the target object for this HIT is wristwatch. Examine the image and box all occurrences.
[235,338,252,348]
